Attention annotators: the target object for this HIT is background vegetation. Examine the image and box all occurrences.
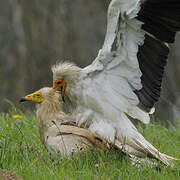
[0,0,180,124]
[0,111,179,179]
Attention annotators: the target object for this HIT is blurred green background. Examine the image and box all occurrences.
[0,0,180,125]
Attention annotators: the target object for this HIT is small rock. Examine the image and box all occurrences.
[0,170,23,180]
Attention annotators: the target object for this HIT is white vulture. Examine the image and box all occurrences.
[51,0,180,165]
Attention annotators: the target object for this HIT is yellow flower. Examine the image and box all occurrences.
[12,114,23,119]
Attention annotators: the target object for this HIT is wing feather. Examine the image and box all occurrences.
[91,0,180,112]
[137,0,180,43]
[135,0,180,110]
[53,0,180,125]
[136,35,169,109]
[82,0,149,123]
[83,0,180,121]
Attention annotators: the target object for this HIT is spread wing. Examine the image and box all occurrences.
[136,0,180,110]
[84,0,180,115]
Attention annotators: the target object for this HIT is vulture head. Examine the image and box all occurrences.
[20,87,60,105]
[51,62,81,99]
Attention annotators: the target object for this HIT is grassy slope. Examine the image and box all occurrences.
[0,112,180,180]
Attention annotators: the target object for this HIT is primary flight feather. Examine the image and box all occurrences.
[52,0,180,165]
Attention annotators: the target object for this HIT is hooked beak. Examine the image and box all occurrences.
[19,94,33,103]
[53,80,66,102]
[19,91,43,103]
[19,97,27,102]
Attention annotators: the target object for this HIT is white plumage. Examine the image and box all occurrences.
[52,0,180,165]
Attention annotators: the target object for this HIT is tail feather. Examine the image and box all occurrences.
[128,106,150,124]
[133,137,177,166]
[115,131,178,167]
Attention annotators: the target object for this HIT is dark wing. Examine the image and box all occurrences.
[135,0,180,111]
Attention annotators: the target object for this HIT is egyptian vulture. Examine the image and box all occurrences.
[20,87,177,166]
[51,0,180,165]
[20,87,107,156]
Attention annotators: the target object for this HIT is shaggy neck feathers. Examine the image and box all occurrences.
[37,99,61,115]
[35,88,66,143]
[51,62,81,82]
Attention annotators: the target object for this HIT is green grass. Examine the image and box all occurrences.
[0,111,180,180]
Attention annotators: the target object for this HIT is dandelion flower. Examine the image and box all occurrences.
[12,114,23,119]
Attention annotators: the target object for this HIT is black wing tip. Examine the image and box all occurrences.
[138,0,180,43]
[137,34,168,110]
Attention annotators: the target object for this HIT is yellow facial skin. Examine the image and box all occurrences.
[21,91,44,103]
